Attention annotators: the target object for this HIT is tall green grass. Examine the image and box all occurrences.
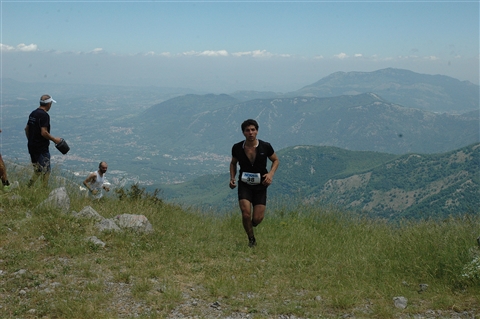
[1,168,478,318]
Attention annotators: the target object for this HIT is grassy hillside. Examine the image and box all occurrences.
[1,169,479,318]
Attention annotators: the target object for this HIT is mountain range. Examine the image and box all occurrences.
[162,143,480,220]
[287,68,479,114]
[131,92,478,158]
[1,68,478,196]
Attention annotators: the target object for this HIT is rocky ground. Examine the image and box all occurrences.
[1,258,478,319]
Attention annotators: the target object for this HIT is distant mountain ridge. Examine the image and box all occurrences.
[288,68,479,113]
[162,143,480,220]
[132,92,478,158]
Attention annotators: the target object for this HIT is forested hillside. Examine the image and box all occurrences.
[162,144,480,220]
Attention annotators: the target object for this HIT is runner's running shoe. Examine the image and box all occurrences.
[248,236,257,247]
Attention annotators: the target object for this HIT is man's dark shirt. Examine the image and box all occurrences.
[231,139,274,181]
[27,108,50,154]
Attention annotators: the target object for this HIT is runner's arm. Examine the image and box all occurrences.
[83,173,96,192]
[229,157,238,189]
[263,153,279,186]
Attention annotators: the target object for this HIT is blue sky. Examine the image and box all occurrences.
[1,0,478,93]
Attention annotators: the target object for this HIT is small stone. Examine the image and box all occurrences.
[42,288,54,294]
[211,301,221,309]
[418,283,428,292]
[50,282,62,288]
[14,269,26,276]
[86,236,106,248]
[393,296,407,309]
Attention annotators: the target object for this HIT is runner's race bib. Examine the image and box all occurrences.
[241,172,261,185]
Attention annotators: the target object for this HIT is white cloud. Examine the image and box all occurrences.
[354,53,363,58]
[182,50,229,57]
[199,50,229,57]
[231,51,252,57]
[180,49,280,58]
[250,50,273,58]
[181,50,197,56]
[334,52,348,59]
[313,55,324,60]
[425,55,440,61]
[0,43,37,52]
[17,43,37,52]
[91,48,104,54]
[231,50,273,58]
[142,51,171,57]
[0,43,15,51]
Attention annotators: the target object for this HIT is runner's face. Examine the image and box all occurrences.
[243,125,258,141]
[100,165,108,174]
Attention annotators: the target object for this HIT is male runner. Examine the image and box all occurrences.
[229,119,279,247]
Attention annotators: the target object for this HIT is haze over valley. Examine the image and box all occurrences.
[1,68,478,218]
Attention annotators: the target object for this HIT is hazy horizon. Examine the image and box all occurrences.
[1,1,479,93]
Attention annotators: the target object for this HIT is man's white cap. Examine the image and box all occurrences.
[40,97,56,104]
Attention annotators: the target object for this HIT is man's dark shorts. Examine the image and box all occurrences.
[238,181,267,206]
[30,151,51,173]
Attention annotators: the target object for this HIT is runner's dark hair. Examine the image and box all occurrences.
[241,119,259,131]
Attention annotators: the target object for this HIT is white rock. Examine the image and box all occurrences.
[73,206,105,221]
[37,187,70,214]
[115,214,153,233]
[393,296,408,309]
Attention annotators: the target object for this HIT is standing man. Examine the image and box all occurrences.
[83,162,110,199]
[0,129,11,190]
[229,119,279,247]
[25,95,62,186]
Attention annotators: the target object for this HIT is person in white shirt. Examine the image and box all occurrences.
[83,161,110,199]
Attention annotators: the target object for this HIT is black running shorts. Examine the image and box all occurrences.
[238,181,267,206]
